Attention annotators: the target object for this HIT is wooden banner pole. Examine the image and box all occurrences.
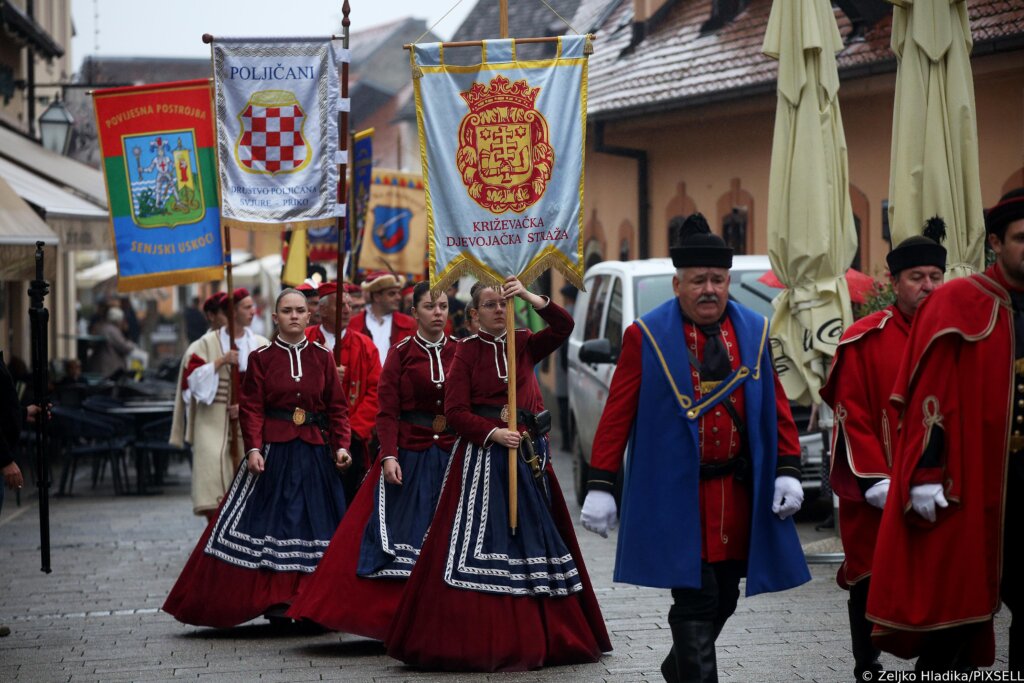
[334,0,351,366]
[498,0,518,535]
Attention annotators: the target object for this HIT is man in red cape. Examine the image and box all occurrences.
[867,188,1024,671]
[820,222,946,681]
[304,281,380,502]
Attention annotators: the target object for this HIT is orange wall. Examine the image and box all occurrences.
[581,50,1024,280]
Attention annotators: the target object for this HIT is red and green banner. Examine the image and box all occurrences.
[93,79,223,291]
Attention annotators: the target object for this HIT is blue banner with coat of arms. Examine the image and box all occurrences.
[412,35,589,291]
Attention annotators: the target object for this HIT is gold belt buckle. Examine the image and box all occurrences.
[1011,434,1024,452]
[500,404,510,423]
[292,407,307,426]
[700,380,721,394]
[432,415,447,432]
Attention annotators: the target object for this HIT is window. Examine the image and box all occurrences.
[604,277,624,356]
[583,275,608,341]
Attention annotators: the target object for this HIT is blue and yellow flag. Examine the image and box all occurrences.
[412,36,589,291]
[92,80,223,291]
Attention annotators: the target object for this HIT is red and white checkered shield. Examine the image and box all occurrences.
[236,91,310,175]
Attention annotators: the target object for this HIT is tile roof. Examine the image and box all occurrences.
[583,0,1024,119]
[449,0,584,62]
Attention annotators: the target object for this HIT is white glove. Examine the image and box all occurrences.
[580,490,618,538]
[864,479,890,510]
[910,483,948,523]
[772,475,803,520]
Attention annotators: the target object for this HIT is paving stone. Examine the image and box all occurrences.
[0,452,1012,682]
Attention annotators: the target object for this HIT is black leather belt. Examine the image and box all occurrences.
[266,407,327,428]
[400,410,453,434]
[471,404,551,436]
[699,457,746,480]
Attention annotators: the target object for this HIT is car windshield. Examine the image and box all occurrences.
[633,270,778,321]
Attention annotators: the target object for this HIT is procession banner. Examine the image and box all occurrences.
[211,37,345,231]
[93,79,223,291]
[357,169,427,279]
[412,36,589,291]
[349,128,374,272]
[307,128,373,265]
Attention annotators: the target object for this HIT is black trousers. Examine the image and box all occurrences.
[339,434,373,505]
[669,560,744,636]
[1003,462,1023,672]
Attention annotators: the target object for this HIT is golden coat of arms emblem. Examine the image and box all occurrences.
[456,75,553,214]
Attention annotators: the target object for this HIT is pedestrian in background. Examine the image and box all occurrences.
[820,219,947,681]
[555,283,577,451]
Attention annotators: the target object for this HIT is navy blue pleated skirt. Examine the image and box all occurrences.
[204,439,347,573]
[357,444,451,578]
[442,435,583,596]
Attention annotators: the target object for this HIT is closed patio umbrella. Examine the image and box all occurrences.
[887,0,984,279]
[762,0,859,406]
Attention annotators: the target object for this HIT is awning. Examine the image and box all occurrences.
[0,156,110,250]
[0,123,107,206]
[0,175,57,280]
[75,258,118,287]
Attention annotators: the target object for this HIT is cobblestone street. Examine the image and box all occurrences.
[0,451,1009,682]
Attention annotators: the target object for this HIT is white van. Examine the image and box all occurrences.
[566,255,825,504]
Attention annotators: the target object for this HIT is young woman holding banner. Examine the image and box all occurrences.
[386,276,610,671]
[287,281,457,638]
[163,289,351,628]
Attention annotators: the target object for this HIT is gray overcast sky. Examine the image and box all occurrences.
[70,0,476,73]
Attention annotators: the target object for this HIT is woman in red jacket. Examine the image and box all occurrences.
[386,277,611,671]
[288,282,456,638]
[163,289,352,628]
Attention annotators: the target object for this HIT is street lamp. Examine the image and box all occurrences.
[38,96,74,155]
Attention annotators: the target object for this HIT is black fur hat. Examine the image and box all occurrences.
[668,213,733,269]
[886,216,947,275]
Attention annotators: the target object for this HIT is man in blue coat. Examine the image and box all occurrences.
[581,214,810,682]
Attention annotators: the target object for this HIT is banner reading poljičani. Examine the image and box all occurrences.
[212,38,346,231]
[93,79,223,291]
[413,36,589,291]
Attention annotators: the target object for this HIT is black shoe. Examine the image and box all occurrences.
[0,625,10,637]
[661,646,679,683]
[668,620,718,683]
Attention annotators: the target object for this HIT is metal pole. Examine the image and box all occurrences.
[28,242,51,573]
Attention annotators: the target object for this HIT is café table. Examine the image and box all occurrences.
[84,397,175,494]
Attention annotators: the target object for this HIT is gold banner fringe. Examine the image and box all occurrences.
[223,217,336,233]
[116,265,225,293]
[519,251,585,292]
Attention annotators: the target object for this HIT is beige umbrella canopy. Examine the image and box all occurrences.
[887,0,984,279]
[762,0,859,407]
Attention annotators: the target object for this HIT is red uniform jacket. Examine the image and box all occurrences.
[376,334,459,458]
[304,325,380,444]
[867,266,1015,666]
[819,306,909,588]
[348,310,417,354]
[590,316,801,563]
[239,338,350,454]
[446,299,572,446]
